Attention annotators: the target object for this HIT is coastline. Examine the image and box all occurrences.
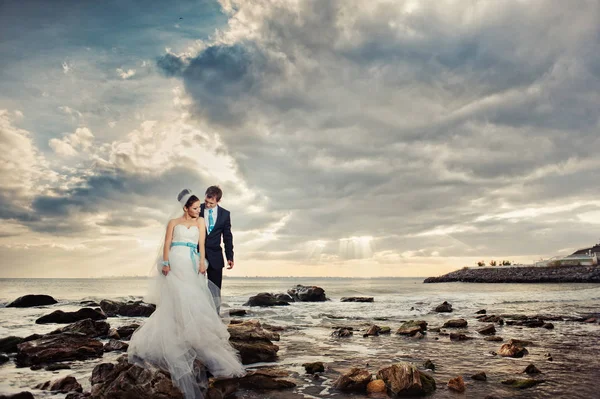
[423,265,600,283]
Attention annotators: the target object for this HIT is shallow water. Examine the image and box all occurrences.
[1,277,599,398]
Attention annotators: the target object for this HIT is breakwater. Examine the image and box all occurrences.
[424,265,600,283]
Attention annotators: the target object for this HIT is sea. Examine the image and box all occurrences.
[1,277,599,398]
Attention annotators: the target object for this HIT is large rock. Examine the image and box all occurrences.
[228,320,279,364]
[287,285,327,302]
[477,324,496,335]
[35,375,83,393]
[115,324,140,341]
[99,300,155,317]
[15,334,104,367]
[447,376,465,393]
[36,308,107,324]
[243,293,290,307]
[442,319,468,328]
[0,336,24,353]
[49,319,110,337]
[7,294,58,308]
[396,320,427,336]
[333,367,372,392]
[434,301,453,312]
[90,356,184,398]
[104,340,129,352]
[376,362,436,396]
[303,362,325,374]
[340,297,374,302]
[237,368,296,390]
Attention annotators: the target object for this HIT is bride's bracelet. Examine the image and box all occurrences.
[162,261,170,267]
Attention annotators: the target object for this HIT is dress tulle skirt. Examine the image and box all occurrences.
[128,245,245,398]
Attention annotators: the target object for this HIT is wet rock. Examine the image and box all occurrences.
[428,327,441,333]
[340,297,374,302]
[396,320,427,336]
[523,364,541,374]
[0,392,35,399]
[228,320,279,364]
[447,375,465,392]
[544,353,553,361]
[434,301,453,312]
[116,324,140,341]
[243,293,290,307]
[477,324,496,335]
[107,328,120,340]
[331,328,353,338]
[49,319,110,338]
[501,378,545,389]
[478,315,504,324]
[238,367,296,390]
[484,336,503,342]
[90,356,184,398]
[498,343,528,358]
[367,379,386,393]
[36,308,107,324]
[0,354,9,364]
[15,334,104,367]
[364,325,381,337]
[229,309,247,316]
[0,336,24,353]
[303,362,324,374]
[376,362,436,396]
[333,367,372,392]
[423,360,435,371]
[476,309,487,314]
[471,372,487,381]
[7,294,58,308]
[442,319,467,328]
[36,375,82,393]
[287,285,327,302]
[379,326,391,334]
[80,300,100,307]
[542,323,554,329]
[450,333,473,341]
[104,339,129,352]
[45,363,72,371]
[99,300,155,317]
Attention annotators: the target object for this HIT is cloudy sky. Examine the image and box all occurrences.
[1,0,599,278]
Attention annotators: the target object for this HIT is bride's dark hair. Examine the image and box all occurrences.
[177,189,200,209]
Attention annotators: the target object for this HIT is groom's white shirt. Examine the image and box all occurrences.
[204,204,219,233]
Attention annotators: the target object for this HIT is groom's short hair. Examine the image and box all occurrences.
[205,185,223,202]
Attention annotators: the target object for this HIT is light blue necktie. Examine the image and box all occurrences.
[208,208,215,234]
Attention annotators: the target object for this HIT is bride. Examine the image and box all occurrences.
[128,189,245,398]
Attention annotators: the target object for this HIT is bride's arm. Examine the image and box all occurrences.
[162,220,175,275]
[198,218,206,273]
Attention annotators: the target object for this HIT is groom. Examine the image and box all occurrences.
[200,185,234,289]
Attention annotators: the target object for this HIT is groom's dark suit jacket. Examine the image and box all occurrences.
[200,203,233,289]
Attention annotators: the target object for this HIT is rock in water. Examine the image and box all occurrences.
[0,392,36,399]
[523,364,541,374]
[376,362,436,396]
[477,324,496,335]
[303,362,325,374]
[7,294,58,308]
[49,319,110,337]
[396,320,427,336]
[366,379,386,393]
[228,320,279,364]
[104,340,129,352]
[287,285,327,302]
[90,356,185,398]
[434,301,453,312]
[447,375,465,392]
[35,376,83,393]
[333,367,372,392]
[243,293,290,307]
[340,297,374,302]
[238,368,296,390]
[99,300,155,317]
[36,308,106,324]
[471,372,487,381]
[442,319,468,328]
[498,343,529,358]
[15,334,104,367]
[0,336,24,353]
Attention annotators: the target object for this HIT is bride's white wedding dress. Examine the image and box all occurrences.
[128,224,245,398]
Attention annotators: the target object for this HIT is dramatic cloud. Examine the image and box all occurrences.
[1,0,599,277]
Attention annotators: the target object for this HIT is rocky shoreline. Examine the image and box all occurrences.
[423,265,600,283]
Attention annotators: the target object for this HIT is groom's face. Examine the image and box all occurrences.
[205,196,218,209]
